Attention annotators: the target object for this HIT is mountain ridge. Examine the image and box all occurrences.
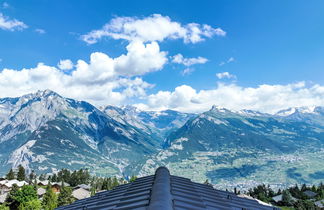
[1,90,323,190]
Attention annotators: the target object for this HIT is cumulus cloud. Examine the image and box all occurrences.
[172,53,208,75]
[135,82,324,114]
[0,13,27,31]
[219,57,235,66]
[172,54,208,66]
[81,14,225,44]
[216,72,236,79]
[181,68,194,75]
[0,41,167,106]
[58,59,74,70]
[35,28,46,34]
[114,41,167,76]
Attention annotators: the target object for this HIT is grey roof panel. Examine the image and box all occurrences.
[57,167,279,210]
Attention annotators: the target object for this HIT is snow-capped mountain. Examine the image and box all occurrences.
[0,90,169,176]
[276,106,318,116]
[140,105,324,189]
[102,105,195,143]
[1,90,324,190]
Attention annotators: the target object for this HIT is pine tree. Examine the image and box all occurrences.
[102,178,109,190]
[29,170,36,184]
[33,178,38,191]
[39,174,46,181]
[112,177,119,189]
[90,185,96,196]
[52,173,58,182]
[42,183,57,210]
[57,182,74,207]
[6,168,15,180]
[17,165,26,181]
[282,190,294,206]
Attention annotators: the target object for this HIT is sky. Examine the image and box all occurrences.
[0,0,324,113]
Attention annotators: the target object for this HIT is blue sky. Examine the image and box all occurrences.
[0,0,324,113]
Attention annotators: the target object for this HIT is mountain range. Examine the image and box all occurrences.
[0,90,323,190]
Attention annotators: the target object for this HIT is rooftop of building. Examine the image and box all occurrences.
[57,167,279,210]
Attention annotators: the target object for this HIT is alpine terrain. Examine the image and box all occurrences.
[1,90,323,190]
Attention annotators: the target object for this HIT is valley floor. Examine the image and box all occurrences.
[139,148,324,192]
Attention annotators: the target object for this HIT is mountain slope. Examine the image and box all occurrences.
[140,105,324,190]
[1,91,323,190]
[102,105,195,144]
[0,90,160,176]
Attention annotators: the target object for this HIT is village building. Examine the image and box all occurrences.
[0,179,28,194]
[37,180,49,186]
[271,194,297,203]
[37,187,46,198]
[74,184,91,190]
[315,199,324,208]
[303,190,317,198]
[72,188,91,200]
[51,182,70,193]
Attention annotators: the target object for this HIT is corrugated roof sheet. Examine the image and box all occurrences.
[57,167,280,210]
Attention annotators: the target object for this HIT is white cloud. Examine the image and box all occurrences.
[135,82,324,114]
[216,72,236,79]
[81,14,225,44]
[228,57,235,63]
[0,13,170,106]
[58,59,74,70]
[172,54,208,66]
[172,53,208,75]
[2,2,9,9]
[114,41,167,76]
[219,57,235,66]
[35,28,46,34]
[0,13,27,31]
[0,40,167,106]
[0,62,152,106]
[182,68,194,76]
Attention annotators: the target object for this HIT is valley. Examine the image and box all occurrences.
[0,90,323,191]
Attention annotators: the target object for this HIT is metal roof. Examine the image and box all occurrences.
[57,167,279,210]
[303,190,317,197]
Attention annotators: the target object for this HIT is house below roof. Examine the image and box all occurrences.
[0,179,28,195]
[303,190,317,198]
[37,180,50,186]
[272,194,297,203]
[74,184,91,190]
[315,199,324,208]
[37,187,46,197]
[57,167,279,210]
[72,188,91,200]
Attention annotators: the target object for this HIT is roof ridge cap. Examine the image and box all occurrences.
[147,167,173,210]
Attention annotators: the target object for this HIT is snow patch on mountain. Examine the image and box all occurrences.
[170,137,189,150]
[7,140,37,169]
[276,106,317,116]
